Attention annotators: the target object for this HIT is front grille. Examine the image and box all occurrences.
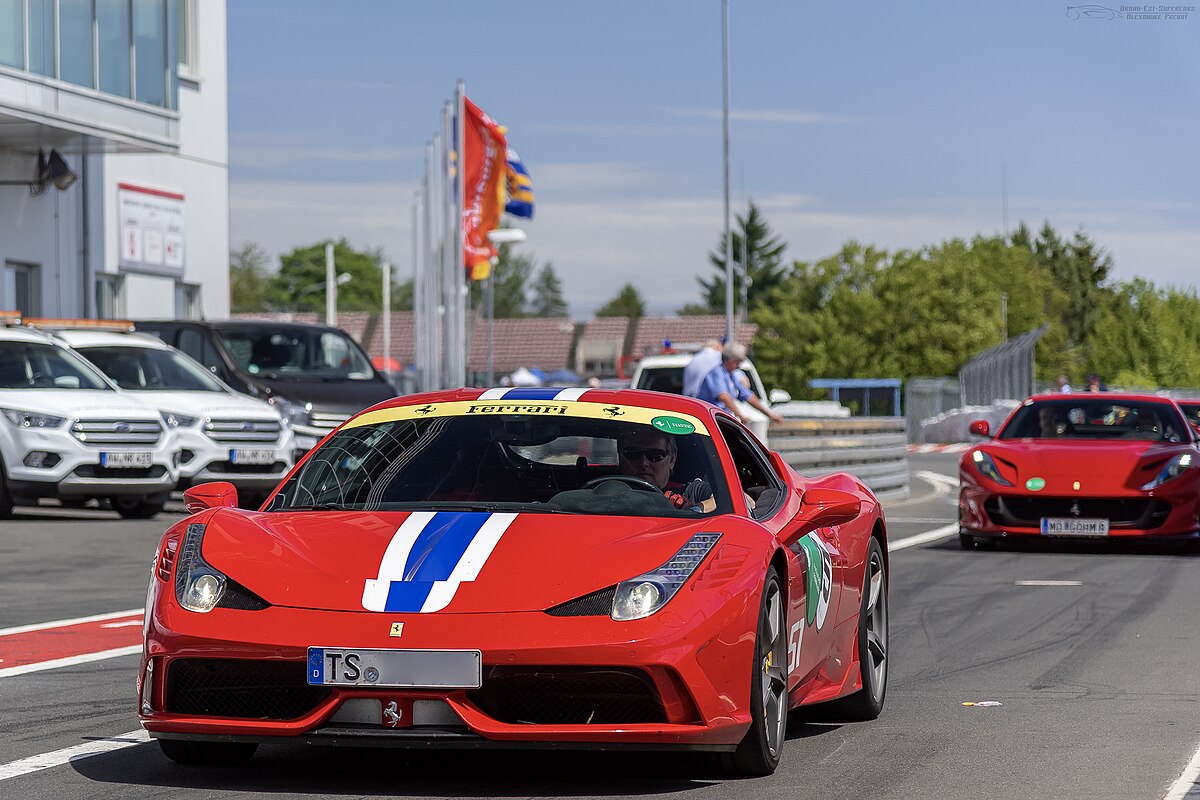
[546,586,616,617]
[73,465,167,479]
[206,460,287,474]
[71,419,162,446]
[166,659,328,720]
[203,418,283,444]
[986,495,1171,529]
[310,412,350,431]
[468,667,666,725]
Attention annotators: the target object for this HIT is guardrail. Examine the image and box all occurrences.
[769,417,909,501]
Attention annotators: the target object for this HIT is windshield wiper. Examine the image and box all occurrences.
[271,503,349,512]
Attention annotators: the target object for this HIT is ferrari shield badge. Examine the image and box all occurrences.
[798,534,833,630]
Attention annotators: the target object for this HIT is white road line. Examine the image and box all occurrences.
[1015,580,1083,586]
[99,620,143,629]
[888,517,957,524]
[889,523,960,552]
[0,729,150,782]
[1164,740,1200,800]
[0,608,142,638]
[915,470,959,493]
[0,646,142,679]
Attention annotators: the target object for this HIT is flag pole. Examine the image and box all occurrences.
[455,79,467,388]
[411,189,422,391]
[722,0,734,344]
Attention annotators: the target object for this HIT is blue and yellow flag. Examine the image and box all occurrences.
[504,147,534,220]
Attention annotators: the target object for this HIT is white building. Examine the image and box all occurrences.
[0,0,227,321]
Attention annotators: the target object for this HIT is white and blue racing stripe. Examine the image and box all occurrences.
[362,511,517,613]
[476,387,590,401]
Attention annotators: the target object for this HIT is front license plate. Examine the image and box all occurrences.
[306,648,482,688]
[100,451,152,468]
[1040,517,1110,536]
[229,448,275,465]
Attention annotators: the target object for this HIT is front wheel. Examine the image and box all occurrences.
[0,465,12,519]
[157,738,257,765]
[726,566,787,777]
[113,497,164,519]
[823,537,888,721]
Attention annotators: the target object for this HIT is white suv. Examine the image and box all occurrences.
[0,323,178,518]
[54,328,294,507]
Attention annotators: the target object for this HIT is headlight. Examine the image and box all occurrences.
[160,410,200,429]
[174,523,227,613]
[1140,453,1194,490]
[611,533,720,621]
[1,408,67,429]
[971,450,1014,486]
[268,395,311,428]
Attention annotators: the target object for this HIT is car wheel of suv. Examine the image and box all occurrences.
[113,497,164,520]
[0,465,13,519]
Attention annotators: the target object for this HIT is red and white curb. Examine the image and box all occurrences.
[908,443,971,454]
[0,609,143,678]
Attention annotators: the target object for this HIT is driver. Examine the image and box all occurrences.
[617,427,715,512]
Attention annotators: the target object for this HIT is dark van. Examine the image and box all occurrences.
[133,320,396,455]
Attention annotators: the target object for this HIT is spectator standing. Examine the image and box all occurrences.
[695,342,783,424]
[1086,373,1108,392]
[1056,374,1072,393]
[682,340,723,398]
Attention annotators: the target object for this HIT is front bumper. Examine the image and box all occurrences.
[140,590,758,749]
[175,428,292,490]
[2,425,177,499]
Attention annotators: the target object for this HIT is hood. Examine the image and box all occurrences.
[979,440,1196,492]
[123,390,281,420]
[0,389,159,420]
[256,378,395,416]
[202,509,713,614]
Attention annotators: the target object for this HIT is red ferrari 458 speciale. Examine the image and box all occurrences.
[139,388,888,775]
[959,393,1200,548]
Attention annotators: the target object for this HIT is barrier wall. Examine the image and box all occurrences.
[769,417,909,501]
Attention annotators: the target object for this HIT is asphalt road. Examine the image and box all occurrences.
[2,454,1198,799]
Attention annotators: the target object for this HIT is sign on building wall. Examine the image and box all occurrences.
[118,183,186,277]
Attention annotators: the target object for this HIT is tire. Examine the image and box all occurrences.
[113,497,165,520]
[959,532,997,550]
[157,738,258,765]
[823,537,888,721]
[726,566,788,777]
[0,465,12,519]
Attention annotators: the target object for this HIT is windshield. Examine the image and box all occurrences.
[1178,403,1200,428]
[0,341,112,390]
[79,345,226,392]
[636,366,685,394]
[999,399,1190,442]
[219,327,375,381]
[268,403,732,518]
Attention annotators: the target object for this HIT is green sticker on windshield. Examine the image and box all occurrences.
[651,416,696,435]
[1025,477,1046,491]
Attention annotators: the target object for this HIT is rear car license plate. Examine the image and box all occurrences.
[1040,517,1109,536]
[229,448,276,465]
[307,648,482,688]
[100,451,152,468]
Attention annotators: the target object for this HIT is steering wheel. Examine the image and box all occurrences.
[583,475,661,494]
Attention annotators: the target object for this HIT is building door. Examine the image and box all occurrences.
[2,262,40,315]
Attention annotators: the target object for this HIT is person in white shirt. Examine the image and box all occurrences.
[682,340,723,398]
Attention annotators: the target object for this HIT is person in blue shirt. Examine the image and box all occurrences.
[695,342,783,425]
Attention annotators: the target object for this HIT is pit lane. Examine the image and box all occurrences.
[2,454,1198,799]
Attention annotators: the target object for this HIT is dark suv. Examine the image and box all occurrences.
[133,320,396,457]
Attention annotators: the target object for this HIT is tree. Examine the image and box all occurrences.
[229,242,272,313]
[266,239,389,313]
[692,201,790,315]
[466,243,534,319]
[596,283,646,318]
[527,263,568,317]
[1012,221,1113,352]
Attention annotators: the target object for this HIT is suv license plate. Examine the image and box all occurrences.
[1040,517,1109,536]
[307,648,482,688]
[230,448,276,465]
[100,451,152,468]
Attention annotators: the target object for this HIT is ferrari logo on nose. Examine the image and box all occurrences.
[389,622,404,637]
[1070,501,1081,517]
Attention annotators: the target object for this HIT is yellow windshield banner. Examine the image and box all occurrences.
[345,400,711,436]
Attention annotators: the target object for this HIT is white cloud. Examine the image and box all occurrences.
[230,134,419,169]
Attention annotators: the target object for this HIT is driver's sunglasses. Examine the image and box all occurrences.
[621,447,669,463]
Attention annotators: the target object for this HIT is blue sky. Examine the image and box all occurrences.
[227,1,1200,316]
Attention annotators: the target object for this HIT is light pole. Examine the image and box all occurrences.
[296,272,351,312]
[721,0,733,344]
[486,228,527,387]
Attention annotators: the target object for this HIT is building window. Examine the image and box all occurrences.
[97,0,133,98]
[176,0,197,77]
[59,0,96,89]
[133,0,166,106]
[96,273,126,319]
[174,281,200,319]
[3,262,41,316]
[28,0,55,77]
[0,0,21,69]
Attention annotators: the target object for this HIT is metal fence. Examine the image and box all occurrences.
[958,324,1048,407]
[904,377,960,443]
[771,417,909,501]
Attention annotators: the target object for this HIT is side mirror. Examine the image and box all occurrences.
[768,388,792,405]
[969,419,990,437]
[183,481,238,513]
[800,488,861,528]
